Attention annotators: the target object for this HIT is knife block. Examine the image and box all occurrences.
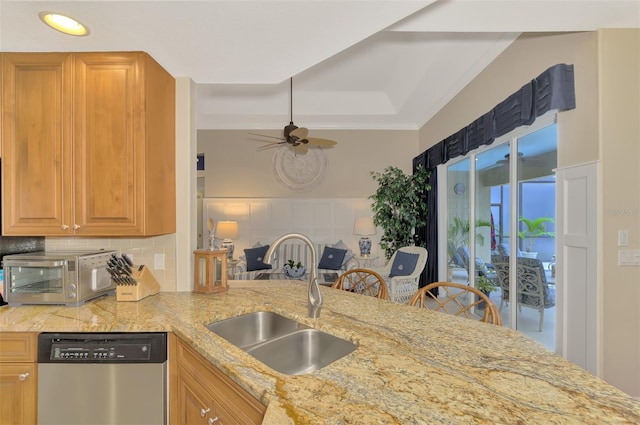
[116,266,161,302]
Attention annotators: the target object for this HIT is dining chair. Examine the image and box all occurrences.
[407,281,502,325]
[332,269,389,300]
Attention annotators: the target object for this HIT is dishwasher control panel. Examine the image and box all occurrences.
[38,332,167,363]
[49,342,151,361]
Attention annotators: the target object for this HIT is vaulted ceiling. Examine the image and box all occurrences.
[1,1,638,130]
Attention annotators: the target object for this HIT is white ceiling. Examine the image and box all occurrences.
[1,1,639,131]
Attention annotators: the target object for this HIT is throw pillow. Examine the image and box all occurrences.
[318,246,347,270]
[333,239,355,267]
[388,251,419,277]
[244,245,273,272]
[239,241,264,263]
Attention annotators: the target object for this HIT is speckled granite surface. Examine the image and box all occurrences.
[1,280,639,424]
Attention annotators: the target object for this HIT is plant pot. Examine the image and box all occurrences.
[521,251,538,259]
[475,290,491,311]
[284,265,306,279]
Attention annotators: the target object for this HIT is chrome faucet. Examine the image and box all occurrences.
[264,233,323,319]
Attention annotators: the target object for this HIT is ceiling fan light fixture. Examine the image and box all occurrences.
[39,11,90,36]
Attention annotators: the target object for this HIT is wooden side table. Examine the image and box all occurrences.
[193,250,228,294]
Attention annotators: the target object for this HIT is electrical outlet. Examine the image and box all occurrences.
[618,250,640,266]
[154,253,165,270]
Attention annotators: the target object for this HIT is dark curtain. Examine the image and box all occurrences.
[412,63,576,283]
[413,144,444,288]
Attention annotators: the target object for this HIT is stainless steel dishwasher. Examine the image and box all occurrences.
[37,332,167,425]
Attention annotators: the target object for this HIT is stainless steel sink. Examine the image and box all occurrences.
[206,311,357,375]
[246,328,357,375]
[206,311,305,350]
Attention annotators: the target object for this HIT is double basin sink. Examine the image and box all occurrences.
[206,311,357,375]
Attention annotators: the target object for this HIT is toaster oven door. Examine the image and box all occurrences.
[4,260,66,304]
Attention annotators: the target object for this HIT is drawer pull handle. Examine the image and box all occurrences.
[73,224,80,230]
[208,417,219,424]
[200,407,210,417]
[61,225,69,230]
[18,373,29,381]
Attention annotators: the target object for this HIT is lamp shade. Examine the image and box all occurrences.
[353,216,376,236]
[216,221,239,239]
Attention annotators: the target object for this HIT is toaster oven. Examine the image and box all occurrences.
[2,250,117,306]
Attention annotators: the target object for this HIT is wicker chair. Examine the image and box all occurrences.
[369,246,428,303]
[407,281,502,325]
[491,255,555,331]
[332,269,388,300]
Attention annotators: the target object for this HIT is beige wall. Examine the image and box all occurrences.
[198,129,418,198]
[598,28,640,399]
[418,30,640,398]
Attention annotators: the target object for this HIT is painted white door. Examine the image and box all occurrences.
[556,161,598,375]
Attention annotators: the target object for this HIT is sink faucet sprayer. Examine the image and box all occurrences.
[264,233,323,319]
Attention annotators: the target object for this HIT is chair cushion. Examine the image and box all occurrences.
[318,246,347,270]
[244,245,273,271]
[389,251,419,277]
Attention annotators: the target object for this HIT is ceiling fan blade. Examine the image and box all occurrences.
[289,127,309,139]
[248,132,285,141]
[256,141,285,150]
[293,144,308,155]
[307,137,337,147]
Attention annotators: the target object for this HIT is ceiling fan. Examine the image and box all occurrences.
[487,152,545,170]
[249,77,337,155]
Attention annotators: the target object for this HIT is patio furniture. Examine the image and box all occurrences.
[455,246,498,286]
[491,255,556,331]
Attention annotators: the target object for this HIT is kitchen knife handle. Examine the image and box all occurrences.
[123,254,134,267]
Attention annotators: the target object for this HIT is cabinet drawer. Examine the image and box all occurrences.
[175,338,266,425]
[0,333,37,362]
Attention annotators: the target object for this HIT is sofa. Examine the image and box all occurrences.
[233,240,357,281]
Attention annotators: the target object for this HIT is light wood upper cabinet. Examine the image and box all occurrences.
[0,333,37,425]
[1,52,175,236]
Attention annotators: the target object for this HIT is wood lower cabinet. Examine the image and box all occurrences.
[0,333,37,425]
[1,51,175,236]
[170,334,266,425]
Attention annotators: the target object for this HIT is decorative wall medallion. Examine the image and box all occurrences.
[273,146,328,192]
[453,183,465,195]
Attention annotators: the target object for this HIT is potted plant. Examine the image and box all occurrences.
[369,165,431,259]
[284,260,306,279]
[475,274,497,310]
[517,216,555,258]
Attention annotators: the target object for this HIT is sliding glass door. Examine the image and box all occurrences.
[443,118,557,349]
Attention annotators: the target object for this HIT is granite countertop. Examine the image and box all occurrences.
[1,280,639,424]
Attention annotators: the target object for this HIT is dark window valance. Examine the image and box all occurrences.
[415,63,575,169]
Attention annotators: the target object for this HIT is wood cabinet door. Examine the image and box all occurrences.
[0,363,37,425]
[175,365,214,425]
[73,52,145,236]
[1,53,73,236]
[171,337,266,425]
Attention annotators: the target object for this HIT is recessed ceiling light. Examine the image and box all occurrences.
[39,11,90,36]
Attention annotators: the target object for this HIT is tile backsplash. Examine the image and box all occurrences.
[45,234,177,292]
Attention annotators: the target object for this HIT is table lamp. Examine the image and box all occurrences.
[354,216,376,256]
[216,221,239,259]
